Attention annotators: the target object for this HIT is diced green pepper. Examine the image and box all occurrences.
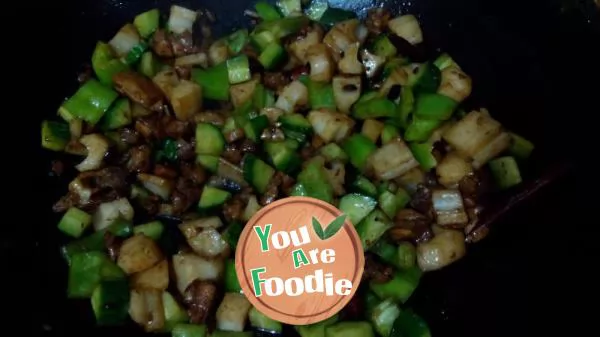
[339,193,378,226]
[227,29,249,54]
[433,52,457,71]
[155,137,180,163]
[252,83,275,110]
[254,16,310,40]
[390,310,431,337]
[41,120,70,151]
[61,79,119,125]
[61,220,133,264]
[413,93,458,120]
[227,55,251,84]
[255,1,282,21]
[124,42,148,65]
[305,0,329,21]
[249,307,283,333]
[296,158,334,203]
[99,97,132,131]
[407,62,442,93]
[409,142,438,171]
[250,30,277,52]
[192,62,230,101]
[296,314,339,337]
[381,124,400,144]
[222,221,244,250]
[196,155,220,172]
[133,221,164,240]
[319,143,348,163]
[134,9,160,38]
[509,132,535,159]
[371,299,401,337]
[243,115,270,142]
[489,156,522,189]
[258,43,287,70]
[277,0,301,17]
[353,97,397,120]
[58,207,92,238]
[138,51,161,78]
[319,7,357,27]
[243,154,276,194]
[172,324,207,337]
[224,259,242,293]
[355,209,394,250]
[163,292,190,332]
[371,240,398,267]
[397,242,417,270]
[403,117,442,142]
[195,123,225,156]
[372,35,398,59]
[395,86,415,129]
[91,279,130,325]
[370,266,422,303]
[68,252,109,298]
[342,134,377,172]
[308,80,336,110]
[91,42,130,86]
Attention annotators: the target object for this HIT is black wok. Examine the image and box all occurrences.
[21,0,598,336]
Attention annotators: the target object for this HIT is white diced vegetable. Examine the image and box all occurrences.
[243,195,261,221]
[431,189,469,226]
[130,259,169,291]
[216,293,252,332]
[168,5,198,34]
[338,42,363,75]
[109,23,141,57]
[93,198,134,232]
[137,174,175,200]
[308,110,355,143]
[175,53,208,68]
[152,70,180,98]
[275,80,308,113]
[332,76,362,114]
[129,289,166,332]
[184,227,230,258]
[170,80,203,121]
[307,43,334,82]
[290,29,324,64]
[436,152,473,188]
[362,119,385,143]
[438,66,472,102]
[75,134,109,172]
[417,227,466,271]
[388,15,423,45]
[118,234,163,274]
[442,110,503,158]
[230,78,259,108]
[209,39,230,66]
[371,139,419,180]
[260,107,286,124]
[172,252,224,294]
[471,132,511,169]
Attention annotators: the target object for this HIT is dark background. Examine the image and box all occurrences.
[7,0,596,335]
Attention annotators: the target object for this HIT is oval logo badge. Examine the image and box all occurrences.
[235,196,364,325]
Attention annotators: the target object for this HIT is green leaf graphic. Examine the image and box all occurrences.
[323,214,347,239]
[312,217,325,240]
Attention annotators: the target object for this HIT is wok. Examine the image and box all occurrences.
[23,0,598,336]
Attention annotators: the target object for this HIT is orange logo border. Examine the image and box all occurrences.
[235,196,365,325]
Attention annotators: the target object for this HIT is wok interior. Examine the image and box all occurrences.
[31,0,597,336]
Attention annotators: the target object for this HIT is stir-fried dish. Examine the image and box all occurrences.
[41,1,536,337]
